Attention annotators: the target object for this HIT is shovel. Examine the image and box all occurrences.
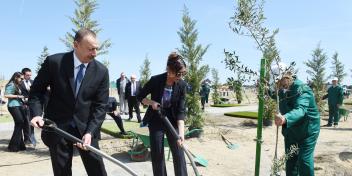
[220,133,239,150]
[157,108,205,176]
[41,119,139,176]
[186,148,208,167]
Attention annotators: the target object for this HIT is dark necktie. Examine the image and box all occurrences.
[75,64,85,95]
[25,80,30,91]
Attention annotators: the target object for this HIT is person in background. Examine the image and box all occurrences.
[323,77,344,127]
[125,74,142,122]
[4,72,26,152]
[137,52,188,176]
[116,72,129,115]
[106,96,127,135]
[200,81,210,110]
[271,63,320,176]
[19,67,36,147]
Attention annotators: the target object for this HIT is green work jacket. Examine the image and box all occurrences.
[278,79,320,142]
[327,85,344,106]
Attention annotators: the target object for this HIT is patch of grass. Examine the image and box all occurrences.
[0,115,13,123]
[225,111,258,119]
[101,120,140,138]
[211,104,243,108]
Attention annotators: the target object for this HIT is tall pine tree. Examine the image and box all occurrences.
[36,46,49,74]
[329,52,346,83]
[177,6,209,130]
[305,43,328,112]
[139,54,151,87]
[61,0,111,57]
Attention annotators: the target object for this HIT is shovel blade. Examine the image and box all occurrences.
[227,144,239,150]
[194,156,208,167]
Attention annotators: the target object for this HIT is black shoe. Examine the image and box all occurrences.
[119,131,128,135]
[323,124,332,127]
[127,117,132,121]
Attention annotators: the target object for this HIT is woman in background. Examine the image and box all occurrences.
[4,72,26,152]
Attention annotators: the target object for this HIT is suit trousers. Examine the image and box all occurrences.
[47,126,107,176]
[23,105,36,145]
[119,93,128,114]
[22,105,31,143]
[148,109,188,176]
[107,112,125,133]
[127,96,141,122]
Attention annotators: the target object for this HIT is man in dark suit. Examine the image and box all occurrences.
[29,28,108,176]
[19,68,36,147]
[125,74,142,122]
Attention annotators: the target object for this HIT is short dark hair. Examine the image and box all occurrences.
[21,68,31,74]
[167,52,186,73]
[74,28,96,42]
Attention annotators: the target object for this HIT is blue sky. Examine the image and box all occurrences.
[1,0,351,85]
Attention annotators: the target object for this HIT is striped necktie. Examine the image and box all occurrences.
[75,64,85,96]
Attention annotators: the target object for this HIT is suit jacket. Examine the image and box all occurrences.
[29,51,109,146]
[115,77,130,95]
[137,72,186,127]
[125,81,142,99]
[19,79,33,98]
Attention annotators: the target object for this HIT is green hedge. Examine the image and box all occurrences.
[211,104,243,108]
[224,111,258,119]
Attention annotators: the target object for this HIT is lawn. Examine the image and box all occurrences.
[100,120,140,138]
[224,111,258,119]
[211,104,243,108]
[0,115,13,123]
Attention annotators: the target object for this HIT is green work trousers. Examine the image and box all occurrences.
[285,132,319,176]
[328,105,340,125]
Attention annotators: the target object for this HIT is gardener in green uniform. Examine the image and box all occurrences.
[323,77,344,127]
[272,63,320,176]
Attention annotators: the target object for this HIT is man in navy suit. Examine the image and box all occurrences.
[29,28,108,176]
[125,74,142,122]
